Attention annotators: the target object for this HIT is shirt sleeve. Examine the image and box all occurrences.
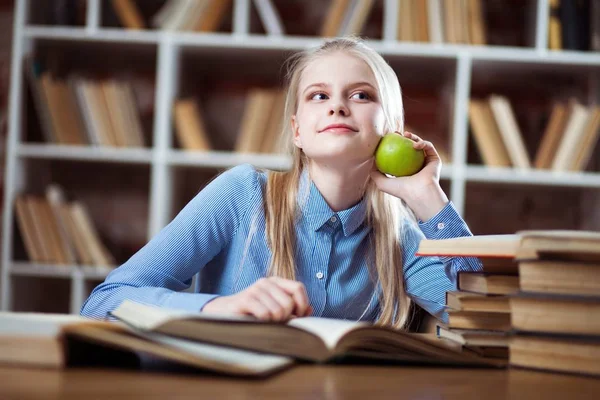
[401,201,483,323]
[80,164,261,319]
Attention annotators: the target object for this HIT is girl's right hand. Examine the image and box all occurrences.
[201,277,313,321]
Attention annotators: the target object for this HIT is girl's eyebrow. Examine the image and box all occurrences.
[302,81,376,95]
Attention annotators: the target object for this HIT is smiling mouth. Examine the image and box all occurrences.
[319,125,359,133]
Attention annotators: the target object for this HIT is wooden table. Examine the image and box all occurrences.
[1,364,599,400]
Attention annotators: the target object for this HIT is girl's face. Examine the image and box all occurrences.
[292,52,385,168]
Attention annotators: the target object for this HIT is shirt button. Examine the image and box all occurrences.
[316,272,324,279]
[330,216,337,223]
[437,222,445,230]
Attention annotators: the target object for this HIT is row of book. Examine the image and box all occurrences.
[385,0,486,45]
[111,0,281,34]
[14,184,115,267]
[26,61,147,148]
[468,95,600,171]
[114,0,488,45]
[417,230,600,376]
[173,87,285,154]
[548,0,600,52]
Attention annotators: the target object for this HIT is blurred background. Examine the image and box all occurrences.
[0,0,598,315]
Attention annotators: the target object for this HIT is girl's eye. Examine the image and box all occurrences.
[310,92,328,100]
[351,91,371,100]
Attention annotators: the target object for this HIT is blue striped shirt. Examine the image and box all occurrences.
[81,164,482,323]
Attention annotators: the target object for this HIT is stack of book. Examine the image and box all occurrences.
[0,300,505,378]
[417,230,600,376]
[509,231,600,377]
[437,263,518,360]
[14,184,115,267]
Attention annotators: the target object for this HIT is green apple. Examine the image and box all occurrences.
[374,133,425,177]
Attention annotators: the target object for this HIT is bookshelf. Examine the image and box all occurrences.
[2,0,599,314]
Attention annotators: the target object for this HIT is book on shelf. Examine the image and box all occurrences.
[147,0,234,33]
[173,98,212,151]
[235,87,285,154]
[109,300,506,368]
[534,99,600,172]
[110,0,146,30]
[547,0,599,52]
[468,98,512,167]
[548,0,562,50]
[252,0,285,36]
[320,0,351,37]
[533,101,568,169]
[488,95,530,169]
[393,0,485,45]
[14,184,116,267]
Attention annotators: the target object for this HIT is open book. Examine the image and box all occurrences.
[109,300,505,368]
[416,230,600,261]
[0,312,292,377]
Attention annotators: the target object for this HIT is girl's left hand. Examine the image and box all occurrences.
[370,131,449,221]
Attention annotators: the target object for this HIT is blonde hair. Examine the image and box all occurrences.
[262,37,415,329]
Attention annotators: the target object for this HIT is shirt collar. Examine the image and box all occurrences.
[298,168,368,237]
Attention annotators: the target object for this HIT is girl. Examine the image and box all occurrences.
[81,37,481,329]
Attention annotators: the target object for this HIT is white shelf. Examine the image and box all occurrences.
[23,27,600,66]
[167,150,292,170]
[9,262,114,279]
[17,144,154,164]
[465,166,600,188]
[24,26,161,44]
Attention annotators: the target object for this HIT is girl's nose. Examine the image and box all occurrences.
[329,103,349,116]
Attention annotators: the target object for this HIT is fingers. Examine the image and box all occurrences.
[256,279,296,321]
[404,131,441,161]
[240,296,272,320]
[238,278,312,321]
[268,277,312,317]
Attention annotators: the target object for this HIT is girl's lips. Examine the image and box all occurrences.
[319,124,358,133]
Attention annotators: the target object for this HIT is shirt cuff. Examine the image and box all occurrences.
[163,291,220,313]
[418,201,472,240]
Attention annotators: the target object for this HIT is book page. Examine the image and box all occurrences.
[287,317,369,350]
[0,313,89,336]
[111,300,258,331]
[139,330,293,373]
[416,234,521,257]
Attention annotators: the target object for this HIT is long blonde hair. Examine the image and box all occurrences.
[264,37,415,329]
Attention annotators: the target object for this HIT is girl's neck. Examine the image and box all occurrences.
[308,159,372,212]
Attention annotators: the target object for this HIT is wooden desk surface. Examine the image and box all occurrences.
[1,365,599,400]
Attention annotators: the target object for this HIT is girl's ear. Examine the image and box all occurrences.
[291,115,302,148]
